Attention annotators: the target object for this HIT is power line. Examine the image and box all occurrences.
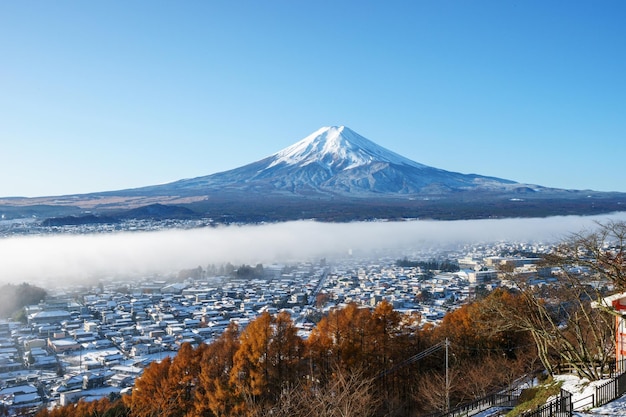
[378,339,447,378]
[378,338,452,411]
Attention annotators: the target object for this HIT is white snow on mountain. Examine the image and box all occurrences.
[267,126,427,172]
[162,125,533,196]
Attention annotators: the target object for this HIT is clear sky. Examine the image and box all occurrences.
[1,1,625,197]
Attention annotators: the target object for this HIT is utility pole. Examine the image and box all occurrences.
[445,338,450,412]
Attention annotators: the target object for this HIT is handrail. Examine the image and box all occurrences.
[571,393,594,411]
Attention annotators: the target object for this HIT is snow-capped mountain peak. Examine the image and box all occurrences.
[158,125,523,198]
[267,126,426,172]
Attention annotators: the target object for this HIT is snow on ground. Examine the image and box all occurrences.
[554,374,626,416]
[470,408,507,417]
[556,374,607,406]
[576,396,626,416]
[468,374,626,417]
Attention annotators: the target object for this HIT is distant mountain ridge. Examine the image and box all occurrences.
[0,126,625,222]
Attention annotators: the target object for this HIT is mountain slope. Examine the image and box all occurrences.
[152,126,523,197]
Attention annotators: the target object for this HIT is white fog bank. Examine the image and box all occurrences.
[1,212,626,288]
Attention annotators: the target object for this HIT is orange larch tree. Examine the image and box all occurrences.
[194,323,243,417]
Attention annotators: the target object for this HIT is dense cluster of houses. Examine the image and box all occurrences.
[0,242,554,415]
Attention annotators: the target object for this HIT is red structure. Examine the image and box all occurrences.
[599,293,626,372]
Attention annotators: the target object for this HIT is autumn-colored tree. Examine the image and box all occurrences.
[307,301,427,416]
[38,397,129,417]
[100,397,130,417]
[230,312,273,405]
[124,342,207,417]
[432,294,524,361]
[367,301,401,368]
[195,323,244,417]
[228,311,306,411]
[168,342,207,416]
[76,397,127,417]
[306,309,336,377]
[124,356,179,417]
[36,293,547,417]
[408,290,538,413]
[307,303,374,377]
[315,292,331,308]
[267,311,306,390]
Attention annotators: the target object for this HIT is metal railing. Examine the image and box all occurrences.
[446,391,520,417]
[571,393,594,411]
[523,364,626,416]
[422,388,521,417]
[521,389,572,417]
[594,370,626,408]
[423,359,626,417]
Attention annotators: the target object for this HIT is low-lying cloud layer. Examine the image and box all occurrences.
[2,213,626,288]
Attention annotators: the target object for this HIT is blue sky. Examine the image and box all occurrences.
[1,1,625,197]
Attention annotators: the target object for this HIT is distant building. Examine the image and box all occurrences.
[28,310,72,325]
[48,338,81,353]
[467,269,498,284]
[0,384,42,412]
[84,322,99,332]
[484,256,541,269]
[458,257,480,271]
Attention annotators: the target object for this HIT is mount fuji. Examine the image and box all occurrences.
[1,126,625,222]
[145,125,523,197]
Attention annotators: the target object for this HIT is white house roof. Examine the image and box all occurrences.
[591,292,626,310]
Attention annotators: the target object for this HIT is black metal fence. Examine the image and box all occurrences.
[521,389,572,417]
[523,366,626,416]
[567,371,626,414]
[571,392,594,411]
[594,370,626,408]
[447,391,520,417]
[424,361,626,417]
[423,389,521,417]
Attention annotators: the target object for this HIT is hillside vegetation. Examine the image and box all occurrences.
[0,283,47,320]
[37,297,536,417]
